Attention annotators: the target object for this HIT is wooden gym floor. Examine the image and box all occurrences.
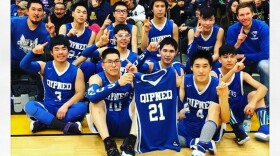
[11,114,269,156]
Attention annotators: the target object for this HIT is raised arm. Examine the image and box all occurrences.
[216,78,230,123]
[95,14,111,43]
[131,25,138,53]
[20,42,48,75]
[213,28,224,62]
[140,17,152,51]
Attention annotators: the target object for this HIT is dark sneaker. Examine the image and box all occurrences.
[120,135,136,156]
[30,121,48,133]
[255,125,269,142]
[63,122,82,134]
[104,138,121,156]
[232,124,250,145]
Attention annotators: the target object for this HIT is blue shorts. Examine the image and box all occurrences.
[106,106,132,138]
[229,94,248,123]
[178,119,226,146]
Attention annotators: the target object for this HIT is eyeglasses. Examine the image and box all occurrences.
[115,33,131,38]
[103,60,121,65]
[115,9,127,14]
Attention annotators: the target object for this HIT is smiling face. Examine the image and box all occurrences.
[191,58,211,83]
[102,53,121,76]
[51,45,69,63]
[115,30,131,49]
[159,44,177,66]
[54,3,66,19]
[237,7,253,27]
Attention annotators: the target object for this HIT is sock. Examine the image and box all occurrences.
[256,107,268,126]
[49,118,66,131]
[229,109,238,124]
[199,120,217,143]
[66,122,81,134]
[127,134,137,144]
[178,135,187,147]
[230,123,246,137]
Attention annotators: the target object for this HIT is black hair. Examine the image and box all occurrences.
[113,24,131,35]
[112,1,128,11]
[49,35,70,51]
[54,2,66,8]
[159,37,178,51]
[151,0,168,11]
[101,48,120,60]
[190,51,213,67]
[236,2,253,15]
[219,44,237,57]
[27,0,44,10]
[71,1,88,12]
[200,6,215,19]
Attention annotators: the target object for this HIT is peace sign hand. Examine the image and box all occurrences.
[143,17,152,33]
[233,57,246,72]
[216,74,229,97]
[33,42,48,55]
[194,22,203,37]
[97,30,110,47]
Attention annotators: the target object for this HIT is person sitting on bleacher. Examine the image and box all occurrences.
[226,2,269,116]
[211,44,269,144]
[20,35,88,134]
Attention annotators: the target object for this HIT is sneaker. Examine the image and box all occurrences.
[191,139,216,155]
[191,144,206,156]
[232,124,250,145]
[255,125,269,142]
[120,135,136,156]
[236,126,250,145]
[63,122,82,134]
[104,138,121,156]
[30,120,48,133]
[190,138,199,149]
[206,140,216,155]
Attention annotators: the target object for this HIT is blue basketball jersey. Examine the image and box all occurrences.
[179,74,219,137]
[212,68,244,105]
[193,25,220,55]
[133,67,181,153]
[65,23,93,63]
[106,23,133,50]
[146,19,174,62]
[97,71,134,111]
[151,61,185,73]
[97,71,134,137]
[43,61,77,106]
